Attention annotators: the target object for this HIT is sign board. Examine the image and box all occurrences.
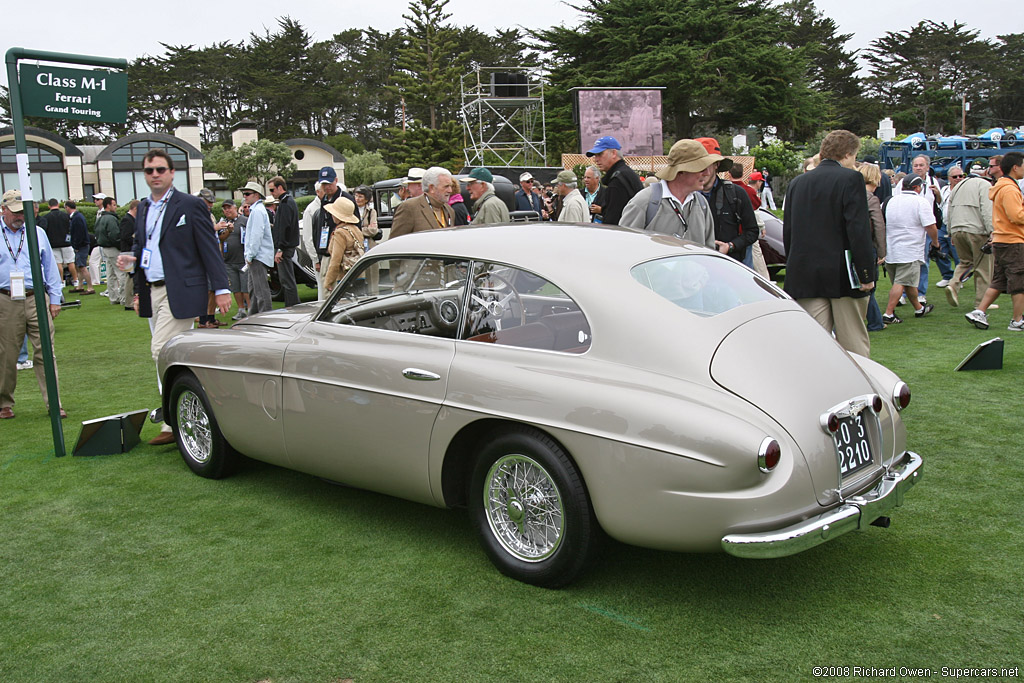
[18,64,127,123]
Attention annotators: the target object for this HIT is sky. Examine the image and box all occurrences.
[3,0,1021,90]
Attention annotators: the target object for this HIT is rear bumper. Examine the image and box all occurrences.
[721,451,923,559]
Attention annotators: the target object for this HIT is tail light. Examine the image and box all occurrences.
[758,437,781,473]
[892,382,911,411]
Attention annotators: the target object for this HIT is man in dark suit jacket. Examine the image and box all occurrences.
[783,130,876,357]
[267,175,300,306]
[125,148,230,445]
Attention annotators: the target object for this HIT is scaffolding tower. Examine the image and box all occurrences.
[460,67,546,168]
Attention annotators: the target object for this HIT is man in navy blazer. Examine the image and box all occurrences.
[783,130,876,357]
[124,148,230,445]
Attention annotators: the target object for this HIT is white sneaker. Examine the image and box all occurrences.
[1009,319,1024,332]
[918,295,927,304]
[100,291,109,298]
[898,294,907,306]
[232,310,248,321]
[966,309,989,330]
[936,279,950,288]
[16,360,33,370]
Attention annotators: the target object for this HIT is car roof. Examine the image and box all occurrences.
[368,222,711,283]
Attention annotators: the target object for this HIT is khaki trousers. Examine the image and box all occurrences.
[0,291,61,410]
[101,246,127,305]
[798,296,870,357]
[148,285,194,391]
[950,231,993,309]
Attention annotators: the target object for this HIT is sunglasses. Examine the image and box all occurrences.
[242,191,254,197]
[143,166,169,175]
[949,174,963,178]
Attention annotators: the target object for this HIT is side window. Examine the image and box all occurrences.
[321,256,470,339]
[375,189,400,217]
[462,262,591,354]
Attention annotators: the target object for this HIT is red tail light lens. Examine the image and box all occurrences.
[758,437,781,473]
[892,382,911,411]
[820,412,840,434]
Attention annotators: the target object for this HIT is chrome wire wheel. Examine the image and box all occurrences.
[483,454,565,562]
[176,390,212,464]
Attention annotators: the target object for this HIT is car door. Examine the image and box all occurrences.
[280,256,469,505]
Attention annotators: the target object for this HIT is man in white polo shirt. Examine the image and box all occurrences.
[882,175,941,324]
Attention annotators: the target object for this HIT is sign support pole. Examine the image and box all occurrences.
[5,48,127,457]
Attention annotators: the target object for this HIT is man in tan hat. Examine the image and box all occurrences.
[618,139,718,248]
[0,190,67,419]
[389,167,455,240]
[240,181,275,314]
[554,170,589,223]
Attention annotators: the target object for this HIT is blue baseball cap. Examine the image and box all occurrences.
[585,136,622,157]
[318,166,338,182]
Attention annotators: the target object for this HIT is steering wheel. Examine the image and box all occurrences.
[469,271,526,332]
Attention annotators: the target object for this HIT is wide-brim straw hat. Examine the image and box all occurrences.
[324,197,359,224]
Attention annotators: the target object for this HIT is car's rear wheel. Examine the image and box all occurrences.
[169,372,237,479]
[468,427,598,588]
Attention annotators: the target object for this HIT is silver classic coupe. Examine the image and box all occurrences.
[158,223,922,587]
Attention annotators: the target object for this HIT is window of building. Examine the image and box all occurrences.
[111,141,190,202]
[0,142,69,201]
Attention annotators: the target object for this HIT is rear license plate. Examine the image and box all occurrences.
[833,413,873,476]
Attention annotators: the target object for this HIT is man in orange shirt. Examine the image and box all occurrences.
[965,152,1024,330]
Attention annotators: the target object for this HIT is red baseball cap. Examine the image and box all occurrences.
[748,171,764,181]
[695,137,721,155]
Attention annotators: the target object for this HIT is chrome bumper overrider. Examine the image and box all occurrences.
[721,451,923,559]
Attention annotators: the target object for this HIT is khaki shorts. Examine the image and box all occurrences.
[885,261,922,287]
[53,246,74,264]
[991,243,1024,295]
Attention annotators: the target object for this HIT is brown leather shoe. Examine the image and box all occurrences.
[148,431,176,446]
[82,290,96,295]
[0,406,14,419]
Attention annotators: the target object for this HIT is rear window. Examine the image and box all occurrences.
[631,254,784,317]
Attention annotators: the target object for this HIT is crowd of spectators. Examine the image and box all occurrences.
[4,134,1024,423]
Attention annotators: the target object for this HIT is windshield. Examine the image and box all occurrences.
[631,254,784,317]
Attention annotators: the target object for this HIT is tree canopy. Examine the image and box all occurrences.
[1,0,1020,173]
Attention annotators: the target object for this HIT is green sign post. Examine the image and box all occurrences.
[4,49,127,457]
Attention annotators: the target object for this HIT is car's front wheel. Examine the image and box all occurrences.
[468,427,598,588]
[168,372,237,479]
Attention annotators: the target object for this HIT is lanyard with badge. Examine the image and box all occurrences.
[3,226,27,299]
[141,190,172,269]
[669,201,689,239]
[319,200,333,250]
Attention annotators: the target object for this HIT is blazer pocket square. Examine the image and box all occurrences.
[176,215,187,227]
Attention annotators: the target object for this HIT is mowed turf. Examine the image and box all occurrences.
[1,272,1022,682]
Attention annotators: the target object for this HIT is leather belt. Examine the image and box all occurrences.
[149,280,166,288]
[0,288,34,297]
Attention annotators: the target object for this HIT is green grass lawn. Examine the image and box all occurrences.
[1,274,1022,682]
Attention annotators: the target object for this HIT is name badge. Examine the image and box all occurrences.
[140,248,152,269]
[319,225,330,250]
[9,270,26,300]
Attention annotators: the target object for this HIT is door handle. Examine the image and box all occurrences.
[402,368,441,381]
